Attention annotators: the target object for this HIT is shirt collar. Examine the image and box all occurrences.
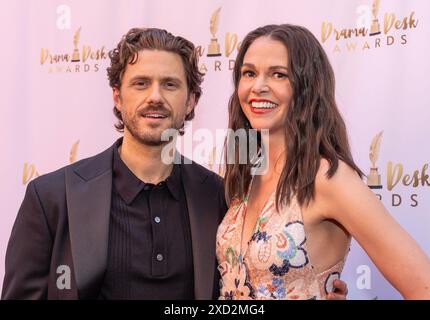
[113,139,181,204]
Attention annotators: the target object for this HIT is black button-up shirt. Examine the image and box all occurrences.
[98,141,194,299]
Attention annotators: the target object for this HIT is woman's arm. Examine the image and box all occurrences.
[316,159,430,299]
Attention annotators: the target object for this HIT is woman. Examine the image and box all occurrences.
[216,24,430,300]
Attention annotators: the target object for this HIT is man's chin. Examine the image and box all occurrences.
[128,135,161,146]
[134,129,176,147]
[125,121,179,146]
[141,139,166,147]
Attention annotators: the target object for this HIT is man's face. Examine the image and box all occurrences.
[113,49,194,146]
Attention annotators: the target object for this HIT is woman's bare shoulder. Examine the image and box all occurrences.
[316,159,361,191]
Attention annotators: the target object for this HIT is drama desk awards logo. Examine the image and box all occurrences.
[366,131,428,208]
[321,0,419,54]
[40,27,108,73]
[71,27,82,62]
[367,131,383,189]
[207,7,222,57]
[197,7,242,74]
[369,0,382,36]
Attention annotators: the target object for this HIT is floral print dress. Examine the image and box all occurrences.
[216,181,349,300]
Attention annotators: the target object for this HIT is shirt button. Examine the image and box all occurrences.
[156,254,163,261]
[154,216,161,223]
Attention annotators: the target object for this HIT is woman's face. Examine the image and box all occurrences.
[238,36,293,135]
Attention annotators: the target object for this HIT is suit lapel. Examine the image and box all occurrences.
[181,158,220,299]
[64,145,221,299]
[65,145,114,299]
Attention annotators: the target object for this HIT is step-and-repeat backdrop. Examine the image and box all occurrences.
[1,0,429,299]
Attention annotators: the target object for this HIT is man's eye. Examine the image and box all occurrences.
[135,81,149,87]
[164,82,177,88]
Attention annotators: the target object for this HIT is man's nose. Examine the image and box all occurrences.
[147,83,163,104]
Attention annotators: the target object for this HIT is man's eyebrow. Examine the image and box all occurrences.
[128,75,184,83]
[161,76,183,83]
[128,75,151,83]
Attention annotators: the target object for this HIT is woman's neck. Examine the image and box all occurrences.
[259,130,287,183]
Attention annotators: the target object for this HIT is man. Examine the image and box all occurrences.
[2,28,347,299]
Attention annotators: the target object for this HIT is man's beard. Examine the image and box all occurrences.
[123,104,182,146]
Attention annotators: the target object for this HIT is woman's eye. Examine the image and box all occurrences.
[242,70,255,78]
[273,72,288,79]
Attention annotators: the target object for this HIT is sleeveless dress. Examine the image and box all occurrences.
[216,180,350,300]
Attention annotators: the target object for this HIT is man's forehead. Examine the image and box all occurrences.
[136,49,180,60]
[129,49,185,75]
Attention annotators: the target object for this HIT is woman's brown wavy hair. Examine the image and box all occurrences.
[224,24,363,209]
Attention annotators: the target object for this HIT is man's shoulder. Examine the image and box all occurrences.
[30,143,114,192]
[180,157,227,215]
[180,155,224,185]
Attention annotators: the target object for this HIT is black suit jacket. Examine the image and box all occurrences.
[2,141,227,299]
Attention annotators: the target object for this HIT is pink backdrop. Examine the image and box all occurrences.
[1,0,429,299]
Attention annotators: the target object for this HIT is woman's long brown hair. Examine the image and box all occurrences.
[224,24,363,209]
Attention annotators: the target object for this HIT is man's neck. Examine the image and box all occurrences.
[119,132,173,184]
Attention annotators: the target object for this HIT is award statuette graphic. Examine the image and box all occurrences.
[71,27,82,62]
[207,7,222,57]
[208,146,225,177]
[369,0,381,36]
[69,140,80,164]
[367,131,383,189]
[22,163,39,185]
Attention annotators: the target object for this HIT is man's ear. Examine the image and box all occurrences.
[113,88,121,111]
[186,93,196,116]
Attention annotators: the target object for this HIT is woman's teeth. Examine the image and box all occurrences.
[251,101,277,109]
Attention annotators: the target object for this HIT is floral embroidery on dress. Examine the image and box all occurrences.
[257,277,287,299]
[218,252,255,300]
[284,279,319,300]
[216,185,349,300]
[324,272,340,294]
[251,217,271,243]
[251,231,271,242]
[269,221,309,276]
